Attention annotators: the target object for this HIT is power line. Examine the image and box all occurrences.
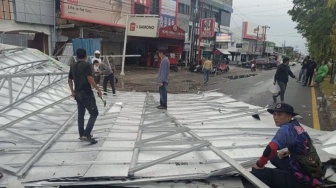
[232,6,292,15]
[234,2,288,9]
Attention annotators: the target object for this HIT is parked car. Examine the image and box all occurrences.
[242,58,279,70]
[242,61,252,68]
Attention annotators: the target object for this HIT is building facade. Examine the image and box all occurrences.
[184,0,234,64]
[0,0,55,54]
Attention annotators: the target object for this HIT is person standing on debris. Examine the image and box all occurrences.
[202,59,212,84]
[303,58,317,87]
[92,50,102,85]
[273,57,297,103]
[297,56,309,82]
[68,48,102,143]
[92,50,102,64]
[108,52,118,84]
[157,48,170,110]
[93,60,116,96]
[252,103,324,188]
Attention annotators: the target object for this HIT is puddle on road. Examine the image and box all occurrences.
[226,74,257,80]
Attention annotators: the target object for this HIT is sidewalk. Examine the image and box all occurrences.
[320,76,336,130]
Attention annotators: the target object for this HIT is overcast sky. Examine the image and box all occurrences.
[231,0,307,54]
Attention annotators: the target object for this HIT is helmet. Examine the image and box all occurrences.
[94,50,101,54]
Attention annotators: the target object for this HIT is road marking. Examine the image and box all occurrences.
[311,87,321,130]
[254,81,264,86]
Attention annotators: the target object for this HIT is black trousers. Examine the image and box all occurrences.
[304,72,314,86]
[75,91,99,137]
[94,74,101,85]
[273,81,287,102]
[103,73,116,94]
[251,156,311,188]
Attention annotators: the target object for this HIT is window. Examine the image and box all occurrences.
[150,0,159,14]
[135,3,145,14]
[0,0,12,20]
[203,8,210,18]
[178,3,189,15]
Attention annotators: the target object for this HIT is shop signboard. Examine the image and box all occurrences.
[242,42,249,53]
[265,46,274,53]
[61,0,132,27]
[215,33,232,43]
[159,25,185,40]
[127,17,160,38]
[200,18,215,38]
[236,43,243,48]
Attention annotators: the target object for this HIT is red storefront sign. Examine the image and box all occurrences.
[130,22,136,31]
[159,25,185,40]
[200,18,215,38]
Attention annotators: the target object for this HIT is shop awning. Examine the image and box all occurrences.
[213,48,231,55]
[159,25,186,40]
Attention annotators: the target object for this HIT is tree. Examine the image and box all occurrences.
[288,0,336,61]
[328,0,336,56]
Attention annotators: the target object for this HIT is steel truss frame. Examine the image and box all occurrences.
[126,93,268,188]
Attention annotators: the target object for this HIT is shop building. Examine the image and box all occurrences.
[57,0,186,67]
[0,0,55,55]
[186,0,234,64]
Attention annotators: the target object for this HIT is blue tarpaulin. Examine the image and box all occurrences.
[72,38,101,63]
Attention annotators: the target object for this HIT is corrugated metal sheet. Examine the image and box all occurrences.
[0,44,335,187]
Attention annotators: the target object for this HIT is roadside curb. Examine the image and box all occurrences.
[320,85,336,130]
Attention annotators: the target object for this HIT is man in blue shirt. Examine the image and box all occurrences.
[157,48,170,110]
[251,103,323,188]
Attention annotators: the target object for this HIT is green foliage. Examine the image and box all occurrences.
[288,0,336,60]
[328,0,336,8]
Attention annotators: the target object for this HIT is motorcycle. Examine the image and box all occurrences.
[189,64,203,73]
[251,63,256,72]
[214,63,230,75]
[170,64,178,72]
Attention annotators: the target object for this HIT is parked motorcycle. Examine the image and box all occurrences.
[251,63,256,71]
[170,64,178,72]
[214,63,229,75]
[189,64,203,73]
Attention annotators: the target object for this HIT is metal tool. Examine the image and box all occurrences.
[100,96,106,107]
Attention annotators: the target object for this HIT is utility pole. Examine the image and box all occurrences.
[283,40,286,57]
[255,25,259,54]
[262,25,270,56]
[189,0,199,66]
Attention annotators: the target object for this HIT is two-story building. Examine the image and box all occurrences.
[57,0,188,67]
[184,0,233,64]
[0,0,55,55]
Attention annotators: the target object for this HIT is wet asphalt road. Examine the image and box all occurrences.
[211,64,331,131]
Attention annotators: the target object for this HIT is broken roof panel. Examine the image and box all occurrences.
[0,44,335,187]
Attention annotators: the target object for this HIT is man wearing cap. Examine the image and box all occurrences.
[157,48,170,110]
[92,50,102,85]
[273,57,296,103]
[251,103,323,188]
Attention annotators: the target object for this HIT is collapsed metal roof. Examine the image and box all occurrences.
[0,44,335,187]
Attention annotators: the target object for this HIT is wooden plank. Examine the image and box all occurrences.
[0,0,3,19]
[4,0,10,20]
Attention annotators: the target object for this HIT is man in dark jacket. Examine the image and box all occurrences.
[298,56,309,82]
[273,57,297,102]
[303,58,317,87]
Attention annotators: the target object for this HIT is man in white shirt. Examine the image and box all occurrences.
[92,50,102,85]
